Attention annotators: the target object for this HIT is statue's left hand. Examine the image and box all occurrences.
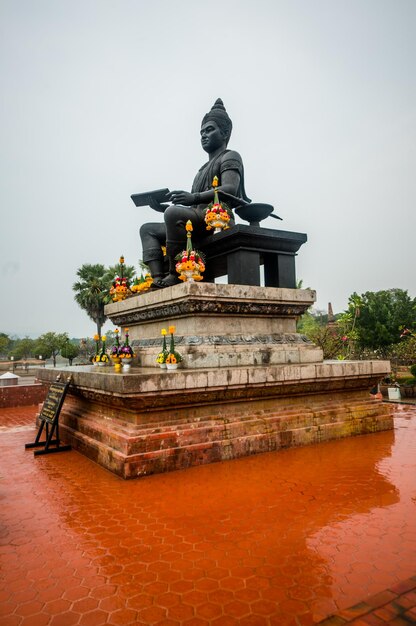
[148,197,169,212]
[169,190,195,205]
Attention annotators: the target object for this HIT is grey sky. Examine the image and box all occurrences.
[1,0,415,338]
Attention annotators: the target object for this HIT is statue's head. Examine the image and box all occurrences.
[201,98,232,145]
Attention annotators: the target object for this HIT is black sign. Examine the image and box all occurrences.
[39,381,69,424]
[25,377,71,456]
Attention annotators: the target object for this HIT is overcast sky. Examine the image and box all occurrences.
[1,0,415,338]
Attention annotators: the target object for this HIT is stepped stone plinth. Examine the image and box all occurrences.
[104,283,322,369]
[36,279,393,479]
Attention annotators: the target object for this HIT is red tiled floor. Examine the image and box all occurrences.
[0,404,415,624]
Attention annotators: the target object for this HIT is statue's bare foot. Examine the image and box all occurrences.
[158,273,180,287]
[149,276,167,290]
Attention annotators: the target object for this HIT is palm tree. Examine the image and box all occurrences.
[73,264,108,338]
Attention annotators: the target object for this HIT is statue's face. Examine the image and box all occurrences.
[200,120,225,153]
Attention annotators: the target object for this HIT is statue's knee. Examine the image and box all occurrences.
[164,205,184,224]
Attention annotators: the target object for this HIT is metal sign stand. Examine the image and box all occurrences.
[25,375,72,456]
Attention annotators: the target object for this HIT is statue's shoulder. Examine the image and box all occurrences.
[221,149,243,162]
[219,149,244,173]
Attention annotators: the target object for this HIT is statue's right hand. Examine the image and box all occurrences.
[149,198,168,213]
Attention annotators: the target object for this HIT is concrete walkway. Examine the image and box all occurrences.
[1,403,415,625]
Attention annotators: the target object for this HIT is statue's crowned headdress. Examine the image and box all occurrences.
[202,98,232,144]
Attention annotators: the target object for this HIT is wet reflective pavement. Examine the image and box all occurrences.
[1,404,415,625]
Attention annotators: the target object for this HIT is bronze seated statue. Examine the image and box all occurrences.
[138,99,253,287]
[137,99,302,289]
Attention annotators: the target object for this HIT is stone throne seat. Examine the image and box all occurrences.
[199,199,306,288]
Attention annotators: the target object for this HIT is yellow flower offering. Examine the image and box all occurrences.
[185,220,193,232]
[161,328,167,336]
[212,176,219,188]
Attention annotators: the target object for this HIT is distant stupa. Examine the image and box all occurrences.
[327,302,336,327]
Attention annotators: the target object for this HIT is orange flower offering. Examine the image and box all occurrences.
[119,328,135,360]
[175,221,205,283]
[205,176,231,233]
[131,273,153,294]
[165,325,182,366]
[109,256,133,301]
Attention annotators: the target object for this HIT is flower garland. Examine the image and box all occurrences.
[204,176,232,232]
[175,221,205,282]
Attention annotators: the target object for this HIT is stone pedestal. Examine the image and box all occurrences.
[104,283,322,369]
[35,283,393,479]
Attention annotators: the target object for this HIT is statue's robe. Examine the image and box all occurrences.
[140,149,249,264]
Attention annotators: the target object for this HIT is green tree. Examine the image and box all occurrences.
[34,332,68,367]
[336,293,364,358]
[354,289,416,356]
[297,311,343,359]
[60,339,80,366]
[73,264,109,338]
[9,337,35,360]
[0,333,11,358]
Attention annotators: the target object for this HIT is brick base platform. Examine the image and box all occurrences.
[37,361,393,479]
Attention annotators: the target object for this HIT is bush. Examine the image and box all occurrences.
[410,364,416,378]
[397,376,416,386]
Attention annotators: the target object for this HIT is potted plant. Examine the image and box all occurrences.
[381,372,401,400]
